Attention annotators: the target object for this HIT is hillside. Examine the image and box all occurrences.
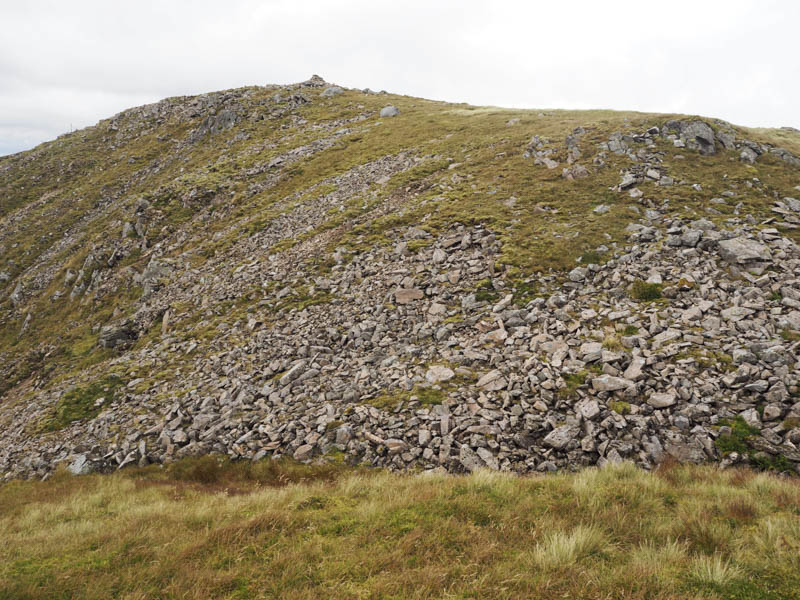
[2,75,800,481]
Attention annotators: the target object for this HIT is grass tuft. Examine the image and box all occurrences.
[691,554,741,585]
[530,525,608,569]
[42,375,124,431]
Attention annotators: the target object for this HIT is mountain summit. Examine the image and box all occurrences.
[2,76,800,480]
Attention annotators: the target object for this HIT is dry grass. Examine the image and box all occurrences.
[1,460,799,599]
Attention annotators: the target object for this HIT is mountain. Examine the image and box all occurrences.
[2,75,800,481]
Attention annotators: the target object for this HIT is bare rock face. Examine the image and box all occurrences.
[98,322,135,349]
[664,120,717,154]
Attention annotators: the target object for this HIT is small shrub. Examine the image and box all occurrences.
[367,385,446,409]
[579,250,602,264]
[715,417,794,472]
[560,371,587,398]
[750,453,794,473]
[629,280,662,301]
[783,417,800,429]
[622,324,639,336]
[407,239,431,253]
[168,455,224,484]
[715,417,759,456]
[780,328,800,342]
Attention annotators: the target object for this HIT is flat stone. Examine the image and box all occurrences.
[476,447,499,470]
[385,439,408,455]
[721,306,755,321]
[395,288,424,304]
[477,369,507,391]
[579,341,603,362]
[426,365,455,384]
[648,392,676,408]
[569,267,588,282]
[651,329,682,349]
[623,357,646,381]
[459,445,484,472]
[591,375,632,392]
[66,455,92,475]
[718,237,771,264]
[280,361,307,386]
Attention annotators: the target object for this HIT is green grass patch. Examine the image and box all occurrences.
[42,375,125,431]
[366,385,447,410]
[629,280,663,301]
[610,401,631,415]
[560,371,588,398]
[475,278,499,303]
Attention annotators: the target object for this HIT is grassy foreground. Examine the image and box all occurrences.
[1,460,799,599]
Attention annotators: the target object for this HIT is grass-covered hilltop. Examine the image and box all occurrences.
[2,75,800,598]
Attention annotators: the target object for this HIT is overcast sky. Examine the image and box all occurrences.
[1,0,798,157]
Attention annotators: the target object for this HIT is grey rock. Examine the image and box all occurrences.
[569,267,588,282]
[67,454,92,475]
[280,361,307,386]
[320,86,344,98]
[592,204,611,215]
[293,444,314,461]
[591,375,632,392]
[543,423,580,449]
[426,365,455,384]
[648,392,676,409]
[718,238,771,265]
[98,322,135,349]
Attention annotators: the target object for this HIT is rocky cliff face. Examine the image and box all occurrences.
[2,76,800,480]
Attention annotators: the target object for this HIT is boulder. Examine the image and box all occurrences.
[477,369,507,391]
[426,365,455,384]
[66,454,93,475]
[718,237,771,265]
[543,424,580,449]
[98,322,135,349]
[320,86,343,98]
[664,120,717,154]
[648,392,676,409]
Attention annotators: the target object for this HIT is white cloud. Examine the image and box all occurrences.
[1,0,798,155]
